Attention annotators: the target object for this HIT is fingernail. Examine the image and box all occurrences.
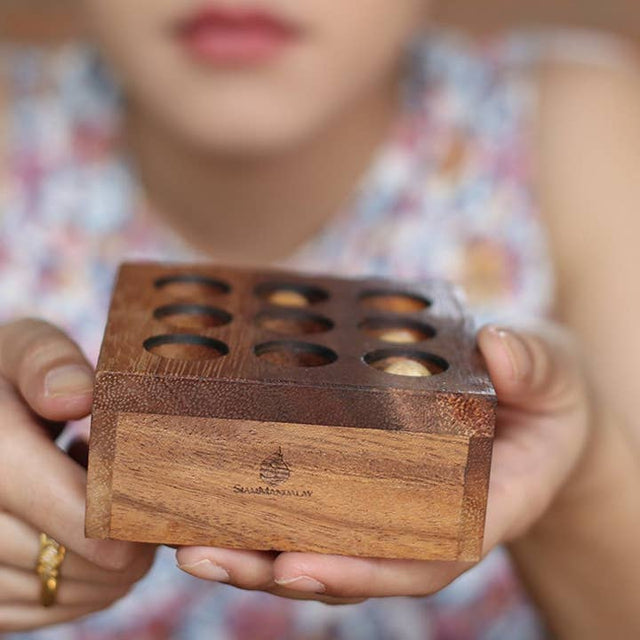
[178,559,230,582]
[490,326,531,382]
[44,365,94,398]
[275,575,326,594]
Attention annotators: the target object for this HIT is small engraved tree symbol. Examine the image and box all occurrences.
[260,447,291,486]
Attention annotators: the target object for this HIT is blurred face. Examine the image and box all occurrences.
[84,1,429,155]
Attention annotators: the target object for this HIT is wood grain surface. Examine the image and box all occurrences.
[100,413,481,560]
[87,262,496,561]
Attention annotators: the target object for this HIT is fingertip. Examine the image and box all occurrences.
[175,545,211,567]
[175,547,276,589]
[33,392,94,423]
[32,366,94,422]
[478,325,533,391]
[274,575,327,594]
[273,552,350,594]
[43,364,94,398]
[175,545,231,568]
[0,320,95,418]
[272,551,322,576]
[273,553,331,594]
[36,364,94,420]
[84,539,152,574]
[22,374,93,424]
[177,558,231,583]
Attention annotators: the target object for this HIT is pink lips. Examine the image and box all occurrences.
[176,6,299,65]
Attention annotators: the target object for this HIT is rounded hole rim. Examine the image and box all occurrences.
[154,273,231,295]
[362,348,449,376]
[358,316,436,343]
[153,303,233,328]
[358,289,432,313]
[143,333,230,360]
[254,308,335,336]
[254,281,330,306]
[254,339,338,368]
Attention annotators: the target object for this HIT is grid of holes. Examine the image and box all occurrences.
[143,274,450,377]
[143,274,233,361]
[358,290,448,377]
[253,281,337,367]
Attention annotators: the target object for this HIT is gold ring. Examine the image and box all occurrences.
[36,533,66,607]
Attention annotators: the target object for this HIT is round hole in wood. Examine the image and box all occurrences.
[359,317,435,343]
[144,334,229,361]
[359,289,430,313]
[363,349,448,377]
[154,274,231,297]
[255,309,334,336]
[154,304,232,330]
[255,282,329,308]
[254,340,337,368]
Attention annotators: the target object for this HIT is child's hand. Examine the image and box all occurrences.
[176,322,590,604]
[0,319,156,630]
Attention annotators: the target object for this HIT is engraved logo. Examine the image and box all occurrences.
[233,447,311,497]
[259,447,291,486]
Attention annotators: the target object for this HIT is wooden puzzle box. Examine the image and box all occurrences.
[86,262,496,561]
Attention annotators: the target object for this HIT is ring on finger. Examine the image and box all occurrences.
[36,533,66,607]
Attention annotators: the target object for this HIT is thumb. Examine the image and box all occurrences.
[477,323,584,416]
[476,323,590,549]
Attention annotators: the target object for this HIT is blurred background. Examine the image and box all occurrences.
[2,0,639,43]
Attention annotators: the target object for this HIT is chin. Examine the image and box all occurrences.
[161,100,332,158]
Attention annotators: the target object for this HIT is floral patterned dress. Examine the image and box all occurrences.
[0,30,555,640]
